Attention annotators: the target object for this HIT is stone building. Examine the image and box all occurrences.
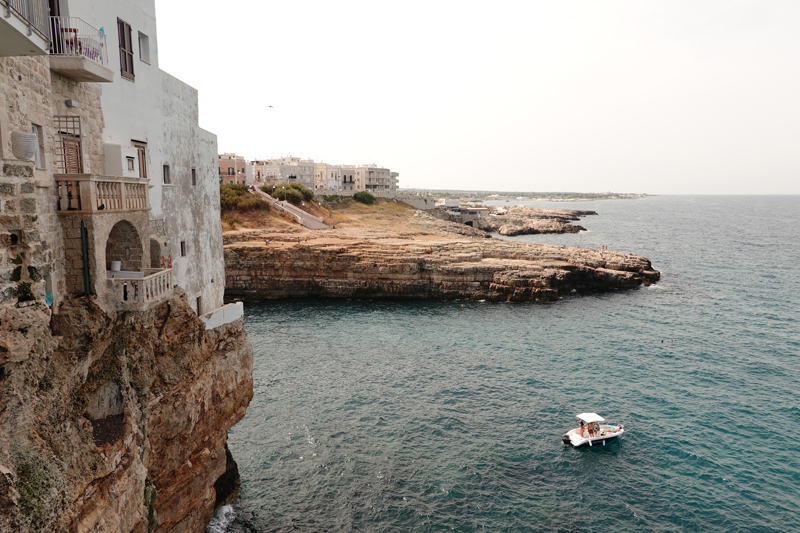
[1,0,229,317]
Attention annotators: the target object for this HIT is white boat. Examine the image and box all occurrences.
[561,412,624,448]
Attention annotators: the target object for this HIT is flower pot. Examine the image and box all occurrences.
[110,261,122,272]
[10,131,38,160]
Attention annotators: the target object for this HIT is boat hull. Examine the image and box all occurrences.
[562,425,624,448]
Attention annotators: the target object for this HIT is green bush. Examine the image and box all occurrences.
[353,191,376,205]
[265,184,311,206]
[220,184,270,212]
[288,182,314,202]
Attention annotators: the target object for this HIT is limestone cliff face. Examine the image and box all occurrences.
[224,239,659,301]
[0,292,253,532]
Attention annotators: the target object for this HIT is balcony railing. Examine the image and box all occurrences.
[55,174,150,214]
[107,268,172,312]
[2,0,49,38]
[49,16,107,66]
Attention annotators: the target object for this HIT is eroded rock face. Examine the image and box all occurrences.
[0,292,253,533]
[474,207,597,236]
[225,238,659,301]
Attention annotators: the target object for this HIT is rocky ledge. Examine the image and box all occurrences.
[474,207,597,236]
[224,237,659,302]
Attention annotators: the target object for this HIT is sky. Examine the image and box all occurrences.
[153,1,800,194]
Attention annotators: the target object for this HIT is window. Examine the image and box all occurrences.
[54,116,83,174]
[228,167,234,175]
[118,18,134,80]
[196,296,202,315]
[134,142,147,179]
[163,164,170,184]
[191,167,197,186]
[180,241,186,256]
[138,31,150,63]
[126,157,135,171]
[32,124,44,169]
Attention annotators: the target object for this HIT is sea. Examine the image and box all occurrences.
[207,195,800,533]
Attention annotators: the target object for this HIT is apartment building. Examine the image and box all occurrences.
[218,153,253,185]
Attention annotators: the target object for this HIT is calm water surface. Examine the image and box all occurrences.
[209,196,800,532]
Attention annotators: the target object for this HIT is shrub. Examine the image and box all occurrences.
[354,191,376,205]
[266,184,309,206]
[288,182,314,202]
[220,184,269,212]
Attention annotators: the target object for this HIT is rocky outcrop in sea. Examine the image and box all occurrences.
[474,207,597,236]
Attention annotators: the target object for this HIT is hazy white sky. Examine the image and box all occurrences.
[154,1,800,194]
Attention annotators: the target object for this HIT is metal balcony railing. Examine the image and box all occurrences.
[2,0,49,38]
[49,16,108,66]
[55,174,149,214]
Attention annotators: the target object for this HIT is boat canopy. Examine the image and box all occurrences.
[576,412,605,423]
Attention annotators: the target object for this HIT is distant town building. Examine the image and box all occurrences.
[225,154,399,193]
[218,153,252,185]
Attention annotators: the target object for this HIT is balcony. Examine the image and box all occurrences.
[107,268,172,312]
[0,0,49,56]
[48,16,113,82]
[55,174,150,214]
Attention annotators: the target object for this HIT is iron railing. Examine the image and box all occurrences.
[49,16,107,66]
[2,0,49,38]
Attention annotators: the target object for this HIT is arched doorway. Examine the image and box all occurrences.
[105,221,143,272]
[150,239,161,268]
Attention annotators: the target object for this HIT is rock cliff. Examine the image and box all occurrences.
[224,237,659,301]
[0,292,253,532]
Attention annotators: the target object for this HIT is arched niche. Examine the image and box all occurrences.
[105,220,143,272]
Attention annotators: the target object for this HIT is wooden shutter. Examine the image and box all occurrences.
[63,140,83,174]
[118,18,134,80]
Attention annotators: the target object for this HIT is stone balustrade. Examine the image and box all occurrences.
[55,174,149,214]
[106,268,172,312]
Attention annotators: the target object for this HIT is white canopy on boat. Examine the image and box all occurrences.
[576,412,605,423]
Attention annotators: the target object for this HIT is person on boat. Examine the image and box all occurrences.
[587,422,597,438]
[578,420,587,437]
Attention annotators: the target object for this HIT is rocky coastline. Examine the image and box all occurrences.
[224,235,659,302]
[473,207,598,236]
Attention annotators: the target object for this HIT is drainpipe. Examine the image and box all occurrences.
[80,220,91,295]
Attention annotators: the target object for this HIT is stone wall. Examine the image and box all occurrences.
[160,72,225,315]
[0,159,46,306]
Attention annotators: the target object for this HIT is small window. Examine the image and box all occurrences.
[191,167,197,186]
[138,31,150,63]
[196,296,202,315]
[180,241,186,256]
[118,18,135,81]
[228,167,234,175]
[127,157,135,171]
[163,164,170,184]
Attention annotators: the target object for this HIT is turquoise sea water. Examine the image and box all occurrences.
[209,196,800,532]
